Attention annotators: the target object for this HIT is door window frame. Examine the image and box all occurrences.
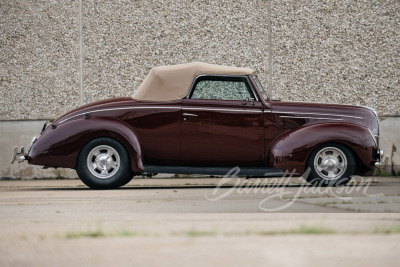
[186,75,259,102]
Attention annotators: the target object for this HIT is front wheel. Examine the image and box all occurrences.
[76,137,132,189]
[305,143,356,186]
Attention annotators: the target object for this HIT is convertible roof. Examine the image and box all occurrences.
[132,62,255,102]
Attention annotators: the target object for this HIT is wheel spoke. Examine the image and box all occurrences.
[313,146,348,180]
[337,162,345,170]
[87,145,121,179]
[326,171,336,179]
[316,164,324,172]
[331,150,340,158]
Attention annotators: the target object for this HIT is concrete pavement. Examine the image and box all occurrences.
[0,177,400,266]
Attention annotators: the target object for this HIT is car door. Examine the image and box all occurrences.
[180,75,265,167]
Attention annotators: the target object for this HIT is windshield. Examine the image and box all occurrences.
[253,76,269,100]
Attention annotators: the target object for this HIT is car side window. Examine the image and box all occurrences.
[191,79,253,101]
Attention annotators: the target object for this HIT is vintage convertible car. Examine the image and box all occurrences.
[12,62,383,189]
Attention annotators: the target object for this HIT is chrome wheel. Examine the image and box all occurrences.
[87,145,120,179]
[314,146,347,180]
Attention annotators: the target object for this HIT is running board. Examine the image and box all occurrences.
[143,165,284,177]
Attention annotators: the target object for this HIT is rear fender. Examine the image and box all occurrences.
[266,123,376,174]
[28,117,144,172]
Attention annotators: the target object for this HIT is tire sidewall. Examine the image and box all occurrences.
[77,137,131,189]
[306,143,356,186]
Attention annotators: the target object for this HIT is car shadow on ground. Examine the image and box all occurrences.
[20,182,377,191]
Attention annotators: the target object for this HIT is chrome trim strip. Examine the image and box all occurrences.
[371,129,379,136]
[182,107,263,113]
[246,76,259,102]
[182,113,198,117]
[279,101,377,117]
[279,115,344,121]
[58,106,181,124]
[272,111,363,120]
[368,129,378,146]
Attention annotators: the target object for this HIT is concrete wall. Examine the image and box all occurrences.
[1,0,399,178]
[1,0,399,120]
[1,0,80,119]
[1,118,399,179]
[379,117,400,175]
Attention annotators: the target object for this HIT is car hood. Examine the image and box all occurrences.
[269,101,379,132]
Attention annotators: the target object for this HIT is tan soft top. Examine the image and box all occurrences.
[132,62,255,102]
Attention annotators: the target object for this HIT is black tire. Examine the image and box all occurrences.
[305,143,356,186]
[76,137,132,189]
[119,172,136,187]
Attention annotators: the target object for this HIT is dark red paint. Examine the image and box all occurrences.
[28,75,380,176]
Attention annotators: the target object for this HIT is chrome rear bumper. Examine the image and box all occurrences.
[11,146,27,164]
[11,136,38,164]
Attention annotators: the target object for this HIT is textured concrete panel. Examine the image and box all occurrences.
[82,0,270,103]
[272,0,400,115]
[2,0,399,119]
[379,116,400,175]
[0,0,80,120]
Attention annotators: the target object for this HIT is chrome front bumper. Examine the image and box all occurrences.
[374,148,384,168]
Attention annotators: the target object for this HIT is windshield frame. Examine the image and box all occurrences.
[252,75,270,100]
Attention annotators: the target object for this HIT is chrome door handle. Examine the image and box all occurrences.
[183,113,198,117]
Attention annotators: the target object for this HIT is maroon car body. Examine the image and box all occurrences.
[13,62,382,189]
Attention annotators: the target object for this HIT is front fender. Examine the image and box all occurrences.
[266,123,376,174]
[28,117,144,172]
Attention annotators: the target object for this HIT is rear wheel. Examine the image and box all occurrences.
[77,137,132,189]
[305,143,356,186]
